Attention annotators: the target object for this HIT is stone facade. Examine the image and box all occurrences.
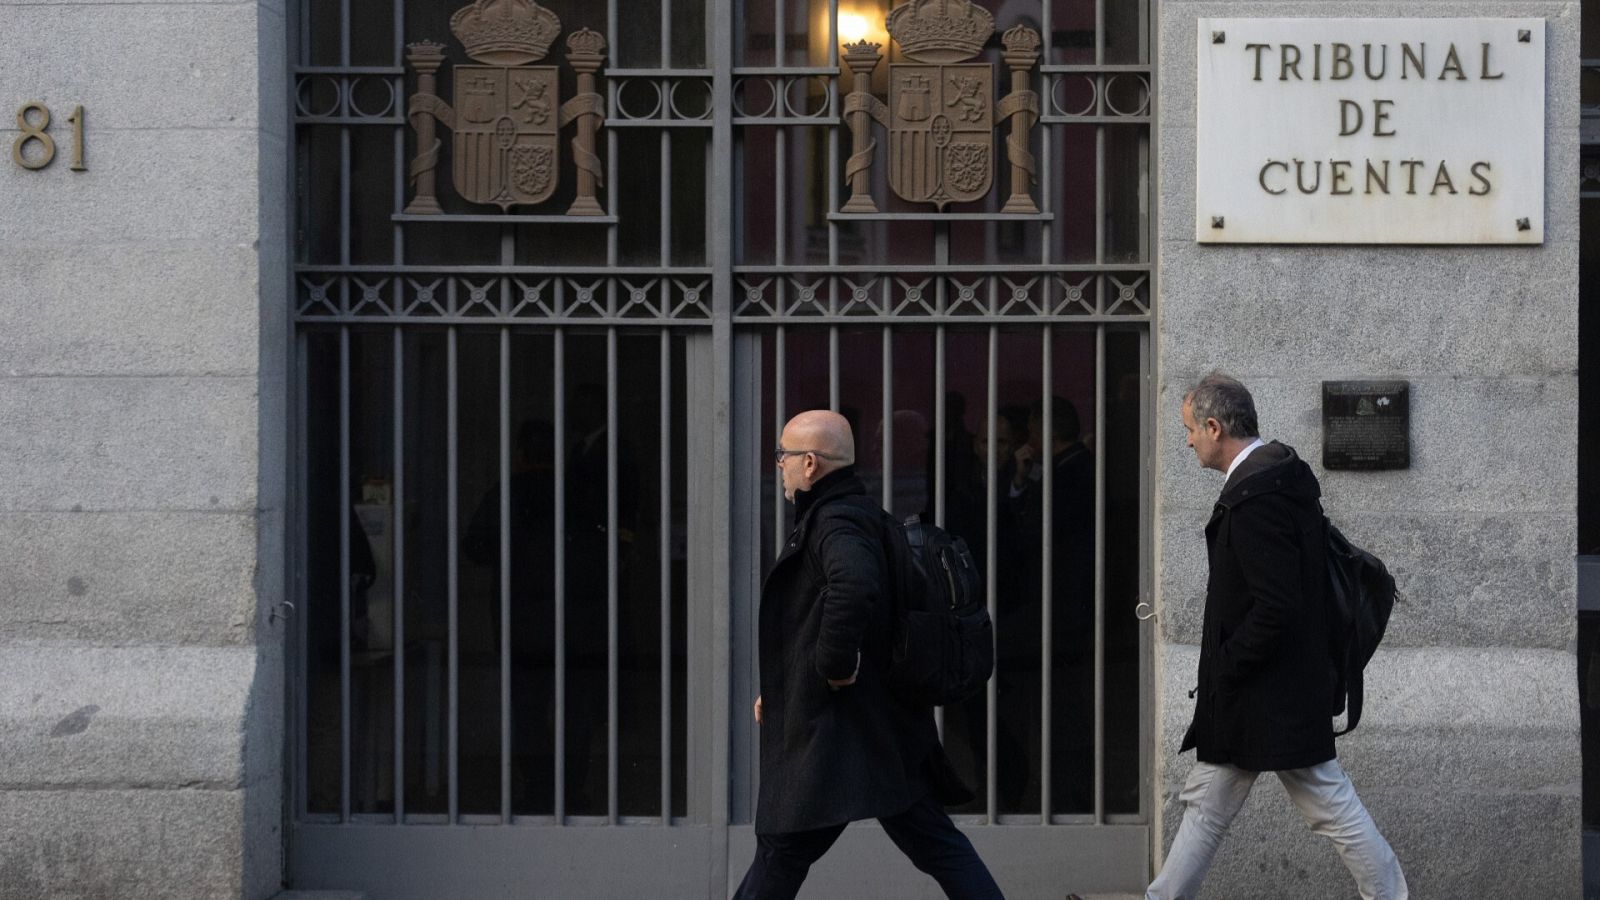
[0,0,288,895]
[0,0,1580,896]
[1155,2,1582,896]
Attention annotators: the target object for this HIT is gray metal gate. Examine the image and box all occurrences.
[285,0,1154,895]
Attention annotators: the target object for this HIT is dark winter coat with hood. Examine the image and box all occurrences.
[1180,442,1337,772]
[755,467,962,834]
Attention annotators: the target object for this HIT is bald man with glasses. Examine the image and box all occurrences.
[735,410,1003,900]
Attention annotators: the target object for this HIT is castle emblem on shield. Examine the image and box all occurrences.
[402,0,607,215]
[840,0,1041,213]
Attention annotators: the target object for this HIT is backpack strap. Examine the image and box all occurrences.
[1336,662,1363,736]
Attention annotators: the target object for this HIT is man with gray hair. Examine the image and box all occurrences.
[1146,373,1407,899]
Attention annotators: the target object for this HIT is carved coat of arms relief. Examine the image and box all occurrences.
[403,0,608,216]
[841,0,1041,214]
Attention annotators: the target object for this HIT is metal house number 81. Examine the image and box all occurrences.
[12,102,86,171]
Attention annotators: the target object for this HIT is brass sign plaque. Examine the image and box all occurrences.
[403,0,607,216]
[839,0,1041,213]
[1322,380,1410,470]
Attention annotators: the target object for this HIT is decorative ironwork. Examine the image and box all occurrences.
[296,273,713,322]
[732,270,1151,320]
[294,73,408,123]
[403,0,608,216]
[1043,70,1152,121]
[839,0,1040,213]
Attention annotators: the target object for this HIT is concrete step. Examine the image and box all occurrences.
[270,893,367,900]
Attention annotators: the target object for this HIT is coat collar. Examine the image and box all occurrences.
[792,465,866,520]
[1215,441,1319,509]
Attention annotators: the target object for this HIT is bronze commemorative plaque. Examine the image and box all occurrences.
[1322,380,1410,470]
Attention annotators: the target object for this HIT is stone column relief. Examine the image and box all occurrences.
[836,0,1039,213]
[402,0,608,216]
[998,25,1041,214]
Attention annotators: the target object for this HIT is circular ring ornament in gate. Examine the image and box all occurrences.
[295,75,344,118]
[668,78,713,120]
[347,76,398,118]
[616,78,667,120]
[781,76,831,118]
[732,77,778,118]
[1050,73,1098,118]
[1102,74,1150,117]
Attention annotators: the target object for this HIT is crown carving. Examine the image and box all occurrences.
[566,27,607,58]
[450,0,561,65]
[886,0,994,64]
[1002,24,1041,56]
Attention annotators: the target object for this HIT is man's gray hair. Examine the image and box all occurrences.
[1184,372,1259,439]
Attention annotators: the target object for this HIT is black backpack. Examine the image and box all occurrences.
[873,511,995,708]
[1324,516,1397,735]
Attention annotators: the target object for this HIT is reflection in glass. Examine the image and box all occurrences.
[456,331,502,815]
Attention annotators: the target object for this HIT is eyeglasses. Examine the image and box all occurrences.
[772,447,842,464]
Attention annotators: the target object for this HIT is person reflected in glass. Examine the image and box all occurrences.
[997,396,1095,812]
[564,383,640,811]
[463,419,557,809]
[969,404,1033,809]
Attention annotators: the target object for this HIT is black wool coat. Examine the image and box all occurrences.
[1180,442,1337,772]
[755,468,954,835]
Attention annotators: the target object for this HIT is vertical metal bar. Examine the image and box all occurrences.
[391,0,405,289]
[500,328,512,822]
[984,326,998,824]
[392,0,403,65]
[1096,129,1106,266]
[932,326,946,739]
[828,326,840,412]
[776,128,788,270]
[605,0,620,318]
[339,0,350,66]
[1096,84,1106,313]
[297,332,310,821]
[298,0,310,67]
[447,327,459,823]
[393,111,405,263]
[606,328,620,825]
[661,133,673,267]
[392,330,407,820]
[709,0,736,874]
[773,326,787,553]
[1040,0,1054,270]
[1093,326,1106,824]
[933,329,947,527]
[1138,329,1153,824]
[553,331,567,821]
[774,0,786,64]
[827,0,839,267]
[1096,0,1104,64]
[881,327,893,510]
[339,131,351,314]
[661,0,672,68]
[1039,325,1052,822]
[339,327,351,822]
[660,330,673,823]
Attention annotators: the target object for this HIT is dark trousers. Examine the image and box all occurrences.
[733,791,1004,900]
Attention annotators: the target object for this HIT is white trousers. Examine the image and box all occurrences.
[1146,759,1408,900]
